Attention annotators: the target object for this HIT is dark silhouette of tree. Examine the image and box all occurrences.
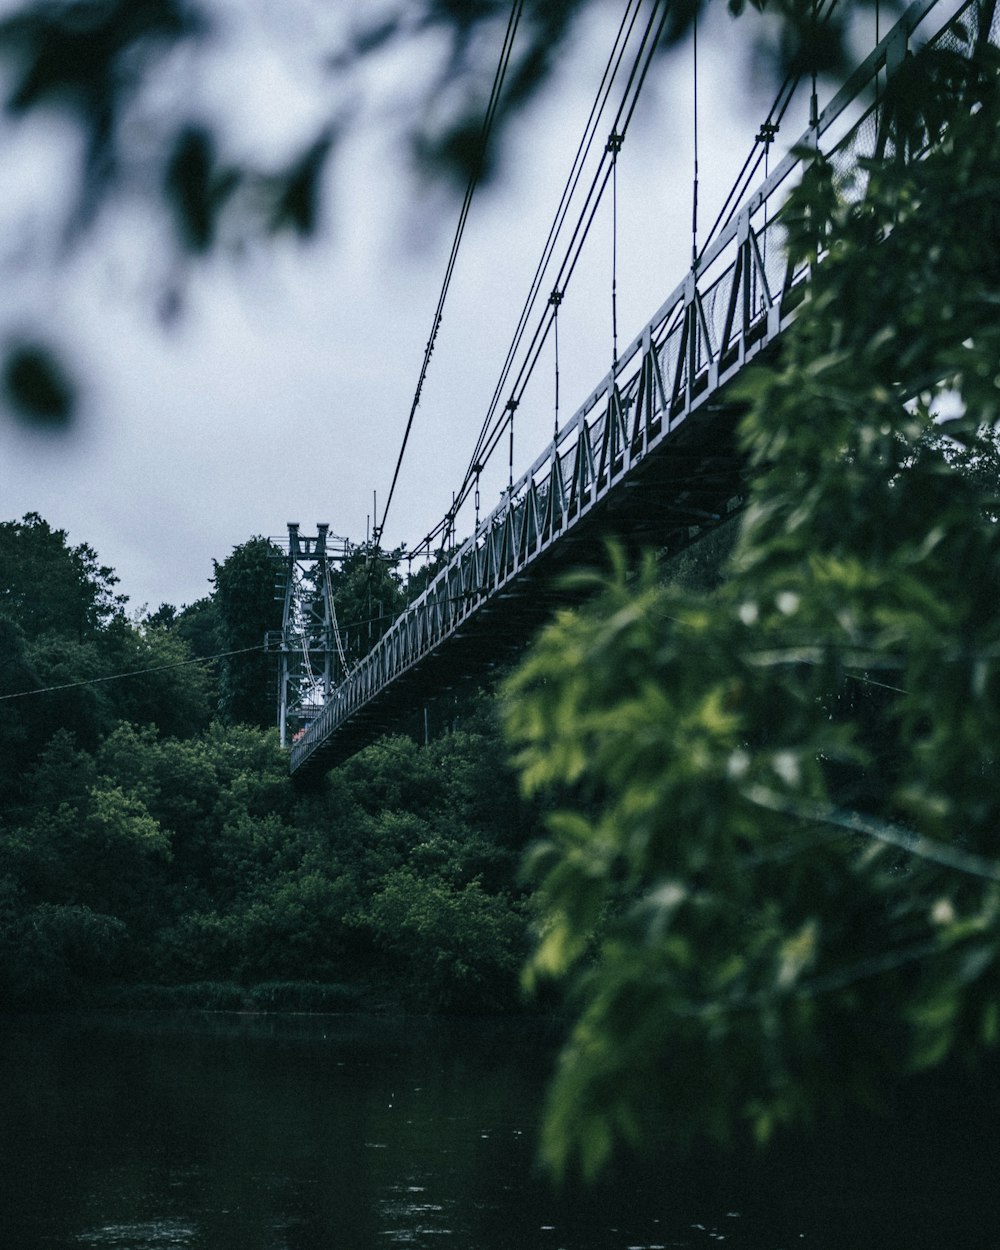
[505,37,1000,1178]
[0,512,125,640]
[212,536,282,729]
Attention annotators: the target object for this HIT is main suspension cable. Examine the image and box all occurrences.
[444,0,670,536]
[375,0,524,546]
[691,1,699,266]
[463,0,646,489]
[699,0,840,257]
[551,287,562,438]
[415,0,841,558]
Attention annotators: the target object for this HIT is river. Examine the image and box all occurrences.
[0,1012,996,1249]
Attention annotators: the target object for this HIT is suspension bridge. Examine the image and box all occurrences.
[283,0,995,778]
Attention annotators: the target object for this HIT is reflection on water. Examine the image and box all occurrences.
[0,1011,997,1250]
[76,1220,200,1247]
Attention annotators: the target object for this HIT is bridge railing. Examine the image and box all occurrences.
[292,0,990,774]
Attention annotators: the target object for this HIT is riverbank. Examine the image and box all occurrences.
[3,975,550,1018]
[91,979,389,1014]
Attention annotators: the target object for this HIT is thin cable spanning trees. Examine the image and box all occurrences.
[0,644,264,702]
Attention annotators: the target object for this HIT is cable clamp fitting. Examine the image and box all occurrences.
[605,129,623,155]
[756,121,779,146]
[548,289,563,307]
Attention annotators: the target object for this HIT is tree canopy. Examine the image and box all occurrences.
[212,536,283,729]
[0,507,538,1015]
[504,30,1000,1178]
[3,0,999,1198]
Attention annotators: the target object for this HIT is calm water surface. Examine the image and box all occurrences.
[0,1012,997,1250]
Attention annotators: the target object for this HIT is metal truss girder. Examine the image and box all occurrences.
[290,0,986,777]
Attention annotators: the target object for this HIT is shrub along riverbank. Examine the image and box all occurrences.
[0,510,733,1020]
[0,712,540,1015]
[0,515,544,1016]
[0,512,739,1020]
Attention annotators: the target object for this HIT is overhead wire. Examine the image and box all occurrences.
[0,644,267,702]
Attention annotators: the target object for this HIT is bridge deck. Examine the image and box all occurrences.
[291,0,982,777]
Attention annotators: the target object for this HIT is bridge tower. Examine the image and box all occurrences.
[268,523,352,748]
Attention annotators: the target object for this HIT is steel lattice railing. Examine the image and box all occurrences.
[291,0,995,775]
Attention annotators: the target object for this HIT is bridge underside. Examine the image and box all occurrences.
[290,0,988,780]
[295,382,758,776]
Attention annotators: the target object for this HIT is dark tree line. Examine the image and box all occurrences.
[0,513,538,1013]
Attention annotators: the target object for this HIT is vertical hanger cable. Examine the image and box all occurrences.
[507,399,517,492]
[692,2,699,268]
[810,0,819,131]
[550,289,563,439]
[607,129,622,370]
[875,0,881,119]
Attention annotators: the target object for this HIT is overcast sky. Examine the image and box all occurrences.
[0,1,833,612]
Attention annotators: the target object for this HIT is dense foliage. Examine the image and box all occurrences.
[504,35,1000,1177]
[3,0,998,1196]
[212,536,284,729]
[0,516,536,1014]
[329,541,408,665]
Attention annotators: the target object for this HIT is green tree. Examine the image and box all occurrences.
[212,536,283,728]
[174,595,221,659]
[504,37,1000,1178]
[95,721,219,885]
[0,512,125,640]
[365,867,526,1013]
[20,633,109,750]
[0,515,213,753]
[76,611,212,740]
[0,615,41,793]
[0,893,126,1008]
[330,542,407,664]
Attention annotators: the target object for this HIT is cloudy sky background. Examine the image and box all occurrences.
[0,1,861,612]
